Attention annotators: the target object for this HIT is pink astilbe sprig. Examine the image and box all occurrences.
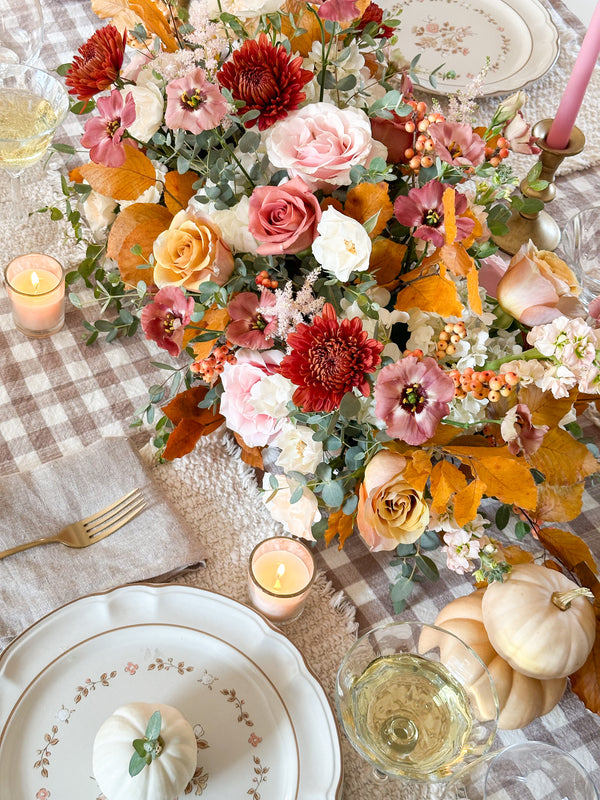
[273,268,325,342]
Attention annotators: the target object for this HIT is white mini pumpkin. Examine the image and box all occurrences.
[93,702,197,800]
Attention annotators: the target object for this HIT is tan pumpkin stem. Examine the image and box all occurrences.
[551,587,594,610]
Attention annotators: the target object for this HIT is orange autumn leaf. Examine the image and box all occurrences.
[569,629,600,714]
[421,423,462,447]
[321,196,343,213]
[184,306,230,351]
[79,146,158,201]
[106,202,173,286]
[69,166,85,183]
[518,384,577,429]
[344,182,394,239]
[280,3,329,57]
[536,482,584,522]
[442,187,457,244]
[430,460,467,513]
[527,427,599,486]
[439,242,474,277]
[161,386,224,460]
[502,544,536,566]
[453,478,486,527]
[537,527,597,574]
[443,445,537,509]
[163,170,198,215]
[325,506,356,548]
[129,0,178,51]
[91,0,142,33]
[466,263,483,316]
[369,239,407,291]
[395,274,464,317]
[233,432,264,470]
[402,450,432,493]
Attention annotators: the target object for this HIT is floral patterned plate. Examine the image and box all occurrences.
[384,0,559,96]
[0,585,343,799]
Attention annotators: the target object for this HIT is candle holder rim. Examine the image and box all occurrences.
[4,254,65,297]
[248,535,316,599]
[533,119,586,156]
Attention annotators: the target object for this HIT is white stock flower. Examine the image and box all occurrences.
[206,0,283,19]
[312,207,371,281]
[274,422,323,474]
[83,190,117,236]
[250,373,295,419]
[121,83,164,141]
[262,474,320,541]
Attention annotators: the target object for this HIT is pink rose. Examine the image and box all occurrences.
[264,102,387,192]
[248,177,322,255]
[219,349,285,447]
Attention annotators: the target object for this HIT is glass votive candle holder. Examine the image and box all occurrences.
[4,253,66,337]
[559,206,600,304]
[248,536,316,625]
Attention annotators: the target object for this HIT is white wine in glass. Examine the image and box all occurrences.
[336,621,499,784]
[0,63,69,225]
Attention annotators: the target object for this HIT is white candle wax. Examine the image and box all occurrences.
[5,254,65,336]
[248,537,315,624]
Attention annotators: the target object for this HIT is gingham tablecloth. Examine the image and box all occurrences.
[2,1,600,796]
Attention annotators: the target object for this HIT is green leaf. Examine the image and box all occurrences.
[132,738,147,758]
[514,520,530,540]
[128,751,147,777]
[415,554,439,581]
[145,711,162,740]
[390,576,413,607]
[395,543,417,557]
[289,485,304,504]
[495,504,511,530]
[321,480,344,508]
[339,391,361,419]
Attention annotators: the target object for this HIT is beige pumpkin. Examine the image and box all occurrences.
[482,563,596,679]
[93,702,197,800]
[429,590,566,730]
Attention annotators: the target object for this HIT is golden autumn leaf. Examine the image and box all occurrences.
[280,3,329,57]
[518,384,577,429]
[453,478,486,527]
[536,482,584,522]
[79,146,158,201]
[369,239,407,291]
[344,182,394,239]
[502,544,536,566]
[442,187,457,244]
[129,0,178,51]
[161,386,225,460]
[537,527,597,574]
[569,629,600,714]
[466,264,483,316]
[184,306,230,351]
[421,423,462,447]
[439,242,473,277]
[443,445,538,509]
[527,427,599,486]
[163,171,198,215]
[106,202,172,286]
[233,432,264,470]
[402,450,432,493]
[91,0,142,31]
[394,274,464,317]
[325,506,356,548]
[430,460,467,513]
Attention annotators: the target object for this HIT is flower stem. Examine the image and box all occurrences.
[484,347,544,372]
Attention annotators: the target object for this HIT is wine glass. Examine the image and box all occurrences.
[559,206,600,305]
[0,63,69,226]
[335,621,499,785]
[442,741,599,800]
[0,0,44,64]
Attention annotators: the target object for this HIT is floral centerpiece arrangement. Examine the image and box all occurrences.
[58,1,600,640]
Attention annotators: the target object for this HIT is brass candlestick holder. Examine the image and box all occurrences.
[492,119,585,256]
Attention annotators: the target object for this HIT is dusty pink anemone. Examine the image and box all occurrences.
[393,180,474,248]
[226,290,277,349]
[140,286,194,357]
[428,121,486,167]
[165,68,227,133]
[80,89,136,167]
[374,356,455,445]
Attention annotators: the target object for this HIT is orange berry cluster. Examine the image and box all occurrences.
[435,321,467,359]
[448,367,519,401]
[255,270,278,289]
[191,343,236,384]
[484,135,510,167]
[402,100,445,172]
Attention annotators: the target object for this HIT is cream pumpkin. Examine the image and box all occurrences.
[427,590,566,730]
[93,702,197,800]
[481,563,596,679]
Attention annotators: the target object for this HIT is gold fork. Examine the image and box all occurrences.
[0,488,146,560]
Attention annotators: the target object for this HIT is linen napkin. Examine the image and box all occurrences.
[0,437,205,649]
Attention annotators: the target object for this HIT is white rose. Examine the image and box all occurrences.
[191,196,259,253]
[262,474,320,541]
[121,83,164,141]
[205,0,283,19]
[250,373,296,419]
[312,207,371,281]
[83,190,117,236]
[274,422,323,474]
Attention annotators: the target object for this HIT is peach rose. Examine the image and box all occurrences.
[153,209,234,291]
[356,450,429,552]
[496,241,582,326]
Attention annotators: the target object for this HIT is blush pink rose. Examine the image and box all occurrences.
[248,177,322,255]
[219,349,285,447]
[264,102,387,192]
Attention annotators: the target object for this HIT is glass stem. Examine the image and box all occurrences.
[6,171,27,226]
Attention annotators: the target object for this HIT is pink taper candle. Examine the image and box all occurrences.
[546,0,600,149]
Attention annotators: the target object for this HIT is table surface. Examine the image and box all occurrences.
[2,0,600,796]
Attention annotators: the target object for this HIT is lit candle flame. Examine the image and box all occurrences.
[30,271,40,293]
[273,563,286,591]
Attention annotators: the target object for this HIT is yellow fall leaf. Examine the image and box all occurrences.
[91,0,142,32]
[536,482,584,522]
[369,239,407,291]
[344,182,394,239]
[280,3,329,57]
[439,242,473,277]
[527,427,599,486]
[185,306,230,351]
[453,478,486,527]
[394,274,464,317]
[163,170,198,215]
[325,507,356,548]
[518,384,577,429]
[430,460,467,513]
[402,450,432,493]
[442,187,457,244]
[106,202,172,286]
[466,263,483,316]
[537,527,597,574]
[79,146,158,201]
[129,0,178,51]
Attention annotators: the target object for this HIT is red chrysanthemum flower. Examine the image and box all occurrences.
[65,24,127,101]
[279,304,383,412]
[217,33,313,131]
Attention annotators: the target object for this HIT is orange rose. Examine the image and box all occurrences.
[153,209,234,291]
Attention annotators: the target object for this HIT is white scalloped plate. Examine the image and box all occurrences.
[0,585,343,799]
[385,0,559,96]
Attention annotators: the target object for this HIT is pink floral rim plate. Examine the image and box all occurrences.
[383,0,559,96]
[0,585,343,800]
